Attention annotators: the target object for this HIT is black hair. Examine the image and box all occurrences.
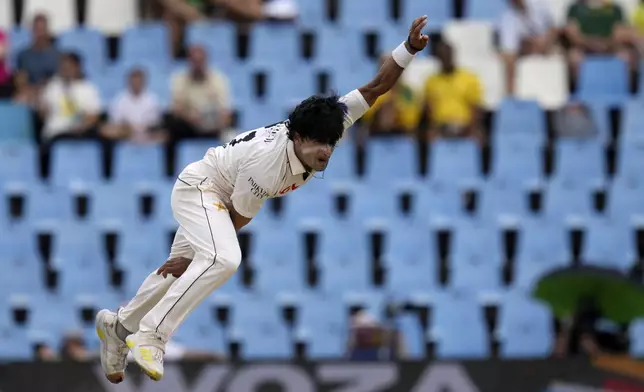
[61,51,85,78]
[287,94,347,145]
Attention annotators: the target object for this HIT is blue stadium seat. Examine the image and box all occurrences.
[58,28,106,77]
[402,0,450,30]
[88,184,141,227]
[620,100,644,148]
[280,183,335,224]
[120,23,171,66]
[8,28,31,68]
[268,67,317,104]
[432,292,488,358]
[553,139,604,186]
[0,326,31,360]
[249,23,299,66]
[185,22,236,68]
[238,102,283,131]
[0,257,43,294]
[254,255,306,293]
[583,101,611,145]
[0,103,34,141]
[429,139,480,186]
[0,223,39,264]
[465,0,506,20]
[607,178,644,225]
[175,138,220,175]
[318,222,371,290]
[346,183,399,223]
[112,143,165,184]
[630,320,644,356]
[50,141,102,187]
[576,57,628,105]
[543,180,596,222]
[50,223,104,268]
[514,218,569,289]
[415,182,465,222]
[248,223,306,269]
[491,136,542,185]
[383,221,438,293]
[23,184,75,227]
[315,25,363,70]
[0,142,38,186]
[478,181,529,223]
[297,0,327,27]
[148,181,175,225]
[173,305,225,353]
[322,138,357,180]
[116,223,172,269]
[230,294,292,358]
[396,314,426,359]
[617,140,644,181]
[450,219,503,292]
[493,99,546,145]
[497,292,553,358]
[55,258,112,295]
[339,0,390,29]
[364,137,418,186]
[582,217,634,271]
[296,291,347,358]
[24,293,78,333]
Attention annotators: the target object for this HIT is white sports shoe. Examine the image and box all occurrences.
[126,332,166,381]
[95,309,129,383]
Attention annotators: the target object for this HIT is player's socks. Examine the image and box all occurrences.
[115,320,132,342]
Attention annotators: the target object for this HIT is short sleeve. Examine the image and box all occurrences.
[230,159,268,219]
[340,89,370,130]
[108,93,125,123]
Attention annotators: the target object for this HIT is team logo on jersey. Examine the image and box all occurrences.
[248,177,270,199]
[279,184,300,195]
[213,202,228,212]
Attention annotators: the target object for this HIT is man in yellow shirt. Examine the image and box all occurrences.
[423,41,485,145]
[361,56,422,137]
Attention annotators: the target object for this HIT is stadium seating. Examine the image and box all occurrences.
[3,0,644,362]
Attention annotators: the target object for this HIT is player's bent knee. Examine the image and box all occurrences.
[216,252,241,274]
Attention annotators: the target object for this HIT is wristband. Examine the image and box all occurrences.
[392,41,415,68]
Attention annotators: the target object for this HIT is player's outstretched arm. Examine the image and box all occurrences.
[358,15,430,107]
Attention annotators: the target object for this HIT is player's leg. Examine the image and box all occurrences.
[96,219,195,383]
[127,180,241,381]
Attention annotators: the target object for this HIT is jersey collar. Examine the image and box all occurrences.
[286,139,307,176]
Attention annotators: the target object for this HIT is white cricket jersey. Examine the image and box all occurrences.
[180,89,370,218]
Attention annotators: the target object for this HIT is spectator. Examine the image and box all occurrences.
[499,0,558,94]
[346,309,405,360]
[17,14,59,86]
[564,0,634,83]
[631,1,644,54]
[101,69,166,143]
[12,71,38,106]
[210,0,298,21]
[0,28,10,98]
[422,41,485,145]
[168,45,232,140]
[60,331,91,362]
[39,52,102,143]
[33,342,58,361]
[360,55,422,138]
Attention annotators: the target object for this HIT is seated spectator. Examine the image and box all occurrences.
[346,309,405,360]
[33,342,58,362]
[168,45,232,140]
[12,70,38,106]
[101,69,166,143]
[499,0,558,94]
[564,0,634,82]
[210,0,298,21]
[0,28,10,98]
[17,14,59,87]
[60,331,91,362]
[631,1,644,54]
[39,52,102,143]
[422,41,485,145]
[361,55,422,138]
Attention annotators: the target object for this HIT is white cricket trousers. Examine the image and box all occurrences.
[117,163,242,339]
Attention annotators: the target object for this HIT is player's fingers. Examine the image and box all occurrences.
[414,19,428,37]
[410,16,422,32]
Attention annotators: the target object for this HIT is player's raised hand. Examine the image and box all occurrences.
[407,15,430,53]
